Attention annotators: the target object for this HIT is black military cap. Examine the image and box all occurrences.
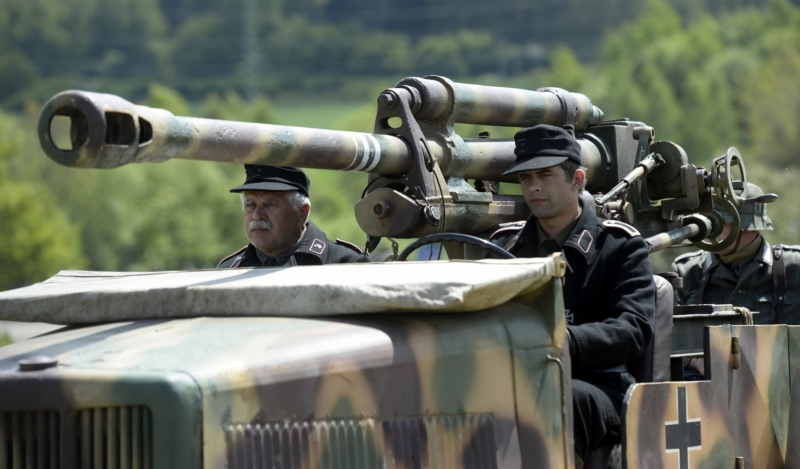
[229,165,310,196]
[502,124,583,175]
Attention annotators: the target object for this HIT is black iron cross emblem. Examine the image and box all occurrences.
[665,386,701,469]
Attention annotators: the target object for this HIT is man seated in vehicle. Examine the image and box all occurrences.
[218,165,368,268]
[490,125,656,466]
[673,182,800,376]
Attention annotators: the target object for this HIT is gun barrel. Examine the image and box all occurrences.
[38,90,605,185]
[38,90,414,174]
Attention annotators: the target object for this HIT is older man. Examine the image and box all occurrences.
[490,125,655,466]
[217,165,367,268]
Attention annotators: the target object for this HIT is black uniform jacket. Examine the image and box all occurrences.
[491,196,655,391]
[217,221,368,268]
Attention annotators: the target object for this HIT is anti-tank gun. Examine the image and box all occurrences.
[37,76,774,256]
[10,78,796,469]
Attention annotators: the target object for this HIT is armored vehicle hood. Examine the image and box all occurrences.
[0,257,571,469]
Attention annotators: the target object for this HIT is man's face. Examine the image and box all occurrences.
[716,224,759,256]
[518,165,582,220]
[242,190,308,256]
[716,224,737,255]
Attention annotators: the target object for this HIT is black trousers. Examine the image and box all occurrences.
[572,378,625,461]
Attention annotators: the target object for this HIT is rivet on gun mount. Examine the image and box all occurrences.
[377,92,397,109]
[372,200,391,218]
[18,356,58,371]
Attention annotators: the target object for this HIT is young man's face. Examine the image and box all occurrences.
[517,165,583,220]
[242,190,308,256]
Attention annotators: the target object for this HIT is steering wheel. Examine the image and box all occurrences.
[396,233,516,261]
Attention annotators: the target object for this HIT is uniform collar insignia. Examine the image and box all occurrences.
[759,240,773,266]
[563,196,600,264]
[309,238,326,255]
[296,222,328,260]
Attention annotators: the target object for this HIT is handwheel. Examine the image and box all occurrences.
[396,233,516,261]
[711,148,747,207]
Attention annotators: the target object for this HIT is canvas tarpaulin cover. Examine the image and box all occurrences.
[0,257,564,324]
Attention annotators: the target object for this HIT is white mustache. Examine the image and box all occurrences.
[249,219,273,231]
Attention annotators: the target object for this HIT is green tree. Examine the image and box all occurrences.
[545,45,585,92]
[144,82,190,116]
[0,181,87,289]
[200,90,279,124]
[0,110,86,290]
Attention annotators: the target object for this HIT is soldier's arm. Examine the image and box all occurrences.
[671,253,703,305]
[569,236,656,371]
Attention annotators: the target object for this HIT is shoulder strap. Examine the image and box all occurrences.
[773,244,787,324]
[335,238,364,254]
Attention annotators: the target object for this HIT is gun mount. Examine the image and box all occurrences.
[37,76,773,253]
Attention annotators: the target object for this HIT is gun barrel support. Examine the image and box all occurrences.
[391,77,604,129]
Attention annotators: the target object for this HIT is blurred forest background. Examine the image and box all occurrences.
[2,0,800,291]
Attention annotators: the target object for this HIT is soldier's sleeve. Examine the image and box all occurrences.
[670,259,686,305]
[780,246,800,324]
[568,235,656,372]
[671,251,704,305]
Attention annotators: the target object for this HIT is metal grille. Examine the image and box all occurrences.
[74,407,152,469]
[0,407,152,469]
[0,410,60,469]
[225,414,498,469]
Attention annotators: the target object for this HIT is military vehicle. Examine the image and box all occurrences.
[0,76,796,469]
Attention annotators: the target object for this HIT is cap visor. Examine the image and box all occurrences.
[230,181,301,193]
[501,156,569,176]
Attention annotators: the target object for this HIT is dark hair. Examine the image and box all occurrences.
[559,160,587,192]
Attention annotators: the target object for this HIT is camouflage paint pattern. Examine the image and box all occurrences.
[36,80,605,185]
[0,278,572,469]
[392,76,603,129]
[23,76,800,469]
[624,325,791,469]
[37,90,413,175]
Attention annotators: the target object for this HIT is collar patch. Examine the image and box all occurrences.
[309,238,326,255]
[577,230,593,253]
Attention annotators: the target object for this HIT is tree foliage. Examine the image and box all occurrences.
[0,110,86,290]
[4,0,800,288]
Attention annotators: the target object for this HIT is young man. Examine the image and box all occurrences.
[218,165,367,268]
[673,183,800,325]
[673,182,800,376]
[491,125,655,466]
